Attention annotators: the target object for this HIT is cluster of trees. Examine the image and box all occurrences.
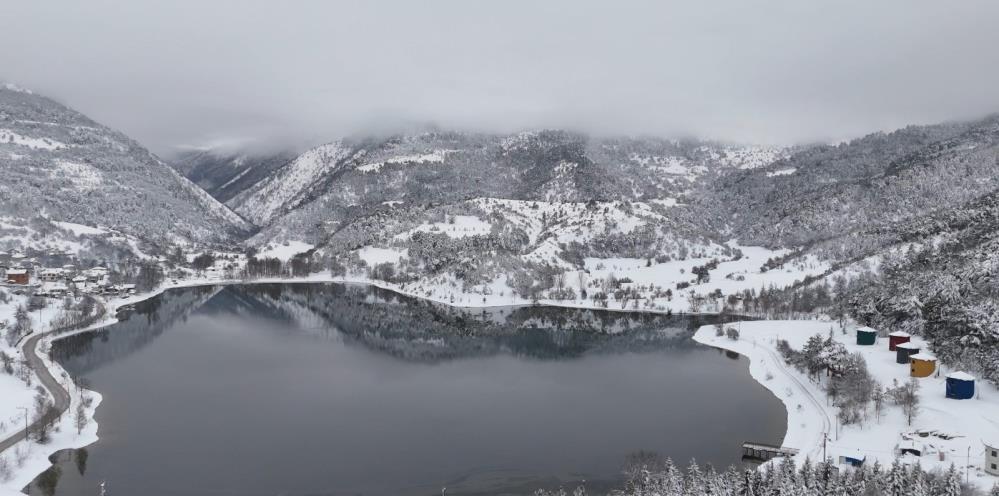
[778,332,923,427]
[4,305,32,347]
[691,258,720,283]
[780,333,875,425]
[725,279,840,320]
[534,456,985,496]
[31,387,58,443]
[847,237,999,387]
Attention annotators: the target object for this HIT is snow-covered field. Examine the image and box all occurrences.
[0,129,67,151]
[357,149,453,173]
[255,240,315,262]
[694,320,999,490]
[393,215,491,240]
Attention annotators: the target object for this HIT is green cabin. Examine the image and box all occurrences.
[856,327,877,345]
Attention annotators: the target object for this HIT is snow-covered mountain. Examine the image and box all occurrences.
[228,131,789,241]
[224,116,999,384]
[169,146,296,204]
[0,85,251,257]
[7,81,996,386]
[706,115,999,250]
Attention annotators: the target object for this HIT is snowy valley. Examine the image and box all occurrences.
[1,82,998,495]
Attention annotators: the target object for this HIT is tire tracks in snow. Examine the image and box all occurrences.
[757,340,833,461]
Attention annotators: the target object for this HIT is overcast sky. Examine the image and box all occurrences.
[3,0,999,155]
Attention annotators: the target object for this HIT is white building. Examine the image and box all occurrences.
[986,440,999,476]
[38,268,65,282]
[84,266,109,282]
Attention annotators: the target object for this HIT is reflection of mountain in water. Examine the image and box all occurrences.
[51,283,745,371]
[51,286,221,377]
[229,283,742,362]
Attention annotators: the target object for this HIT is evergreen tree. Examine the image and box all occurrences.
[939,464,962,496]
[884,459,907,496]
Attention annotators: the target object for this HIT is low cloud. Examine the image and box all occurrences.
[3,0,999,154]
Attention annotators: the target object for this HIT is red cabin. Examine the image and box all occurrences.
[888,331,911,351]
[5,268,28,285]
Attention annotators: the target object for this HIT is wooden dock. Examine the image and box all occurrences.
[741,442,799,461]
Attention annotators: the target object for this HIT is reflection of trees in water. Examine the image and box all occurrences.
[51,283,747,371]
[230,283,745,362]
[51,286,220,376]
[31,463,61,496]
[26,448,88,496]
[74,448,88,476]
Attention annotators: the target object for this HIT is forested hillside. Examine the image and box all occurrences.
[220,115,999,387]
[0,85,251,257]
[169,147,295,203]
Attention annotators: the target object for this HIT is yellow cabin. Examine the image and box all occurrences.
[910,353,937,378]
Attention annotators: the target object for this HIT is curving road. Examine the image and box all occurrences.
[758,339,833,461]
[0,298,105,454]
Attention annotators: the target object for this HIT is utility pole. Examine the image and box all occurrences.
[822,432,828,462]
[967,446,971,485]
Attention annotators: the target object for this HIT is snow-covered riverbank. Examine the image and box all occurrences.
[2,270,746,493]
[11,275,991,494]
[0,303,110,496]
[694,321,999,491]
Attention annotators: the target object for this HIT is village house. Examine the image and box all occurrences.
[39,283,69,298]
[85,266,109,283]
[6,268,29,285]
[38,267,66,282]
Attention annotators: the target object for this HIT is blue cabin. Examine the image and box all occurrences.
[838,455,866,467]
[945,372,975,400]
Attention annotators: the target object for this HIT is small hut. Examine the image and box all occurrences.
[895,342,920,364]
[856,327,877,346]
[888,331,911,351]
[985,440,999,476]
[909,353,936,377]
[899,440,923,457]
[945,372,975,400]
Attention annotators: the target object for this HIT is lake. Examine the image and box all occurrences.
[29,283,785,496]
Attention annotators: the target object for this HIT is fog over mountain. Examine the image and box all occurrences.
[3,0,999,154]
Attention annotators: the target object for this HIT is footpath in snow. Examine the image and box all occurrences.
[694,320,999,490]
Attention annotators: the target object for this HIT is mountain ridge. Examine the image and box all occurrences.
[0,84,251,258]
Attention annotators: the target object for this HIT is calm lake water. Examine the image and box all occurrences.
[30,284,784,496]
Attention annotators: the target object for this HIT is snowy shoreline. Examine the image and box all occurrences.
[693,321,999,490]
[3,273,757,493]
[0,276,831,494]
